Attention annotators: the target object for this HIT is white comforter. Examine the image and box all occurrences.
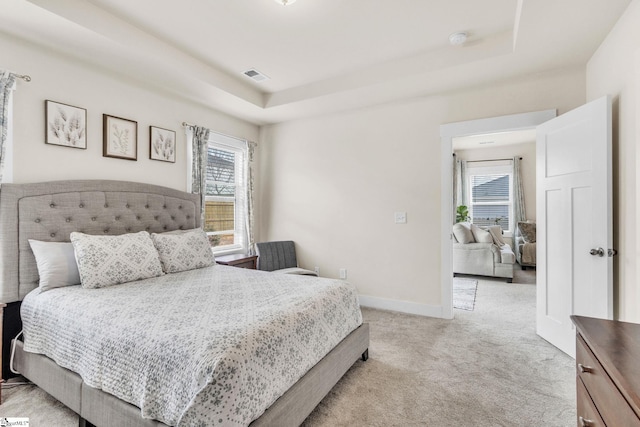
[21,265,363,426]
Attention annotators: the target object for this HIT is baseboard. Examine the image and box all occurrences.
[358,295,444,318]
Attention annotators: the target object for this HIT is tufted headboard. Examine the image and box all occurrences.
[0,180,201,303]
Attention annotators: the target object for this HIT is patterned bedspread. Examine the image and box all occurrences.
[21,265,363,426]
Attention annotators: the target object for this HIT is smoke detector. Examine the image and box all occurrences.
[449,32,468,46]
[242,68,270,83]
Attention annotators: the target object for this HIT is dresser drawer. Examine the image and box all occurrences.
[577,334,640,427]
[577,377,605,427]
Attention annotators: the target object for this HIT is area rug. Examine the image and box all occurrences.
[453,277,478,310]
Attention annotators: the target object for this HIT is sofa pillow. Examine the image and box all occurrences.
[70,231,164,289]
[486,225,506,247]
[470,224,494,244]
[151,228,215,273]
[518,222,537,243]
[452,222,475,244]
[29,240,81,292]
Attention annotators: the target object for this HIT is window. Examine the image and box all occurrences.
[204,133,247,254]
[467,163,513,232]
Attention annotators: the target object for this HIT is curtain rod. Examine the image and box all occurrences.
[465,157,522,163]
[17,74,31,82]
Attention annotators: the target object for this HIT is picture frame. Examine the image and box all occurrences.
[103,114,137,160]
[149,126,176,163]
[45,100,87,149]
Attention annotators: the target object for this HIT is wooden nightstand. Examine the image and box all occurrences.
[216,254,258,269]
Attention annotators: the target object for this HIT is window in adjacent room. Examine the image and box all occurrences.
[467,162,513,232]
[204,133,247,254]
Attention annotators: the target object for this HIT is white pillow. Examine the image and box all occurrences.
[151,228,215,273]
[470,224,494,244]
[28,240,81,292]
[70,231,164,289]
[452,222,475,244]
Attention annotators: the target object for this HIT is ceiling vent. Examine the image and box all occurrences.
[243,68,270,83]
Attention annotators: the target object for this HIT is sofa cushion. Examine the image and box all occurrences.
[453,222,475,244]
[518,222,537,243]
[471,224,493,243]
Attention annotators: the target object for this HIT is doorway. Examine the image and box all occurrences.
[439,110,556,319]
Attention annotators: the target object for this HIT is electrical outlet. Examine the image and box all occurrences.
[394,212,407,224]
[339,268,347,279]
[314,266,320,276]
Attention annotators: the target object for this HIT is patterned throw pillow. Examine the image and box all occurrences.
[151,228,215,273]
[518,222,537,243]
[70,231,164,289]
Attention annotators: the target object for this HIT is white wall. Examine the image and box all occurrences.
[2,33,259,190]
[587,0,640,321]
[454,141,537,223]
[259,68,585,314]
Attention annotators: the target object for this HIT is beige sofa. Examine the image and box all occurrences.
[452,222,515,282]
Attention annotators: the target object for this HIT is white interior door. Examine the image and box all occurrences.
[536,95,613,358]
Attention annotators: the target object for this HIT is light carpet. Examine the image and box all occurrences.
[452,277,478,311]
[1,279,574,427]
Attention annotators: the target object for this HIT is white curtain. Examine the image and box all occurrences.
[453,156,467,222]
[245,141,257,255]
[513,156,526,223]
[0,71,17,186]
[187,125,210,227]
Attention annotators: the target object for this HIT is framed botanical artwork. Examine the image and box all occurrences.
[149,126,176,163]
[45,100,87,149]
[103,114,137,160]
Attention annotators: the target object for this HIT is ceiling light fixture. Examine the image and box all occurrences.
[449,32,468,46]
[274,0,297,5]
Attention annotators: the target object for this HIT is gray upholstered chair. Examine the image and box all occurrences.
[255,241,318,276]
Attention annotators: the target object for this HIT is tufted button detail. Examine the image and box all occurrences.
[136,216,141,220]
[104,204,108,208]
[91,217,97,221]
[154,216,159,220]
[49,203,55,208]
[126,227,132,232]
[146,226,150,231]
[163,226,168,230]
[145,205,149,209]
[115,216,120,221]
[186,215,191,219]
[179,205,183,209]
[35,218,41,223]
[179,226,184,230]
[50,233,56,238]
[79,203,84,208]
[103,229,109,233]
[65,218,71,223]
[126,204,130,208]
[171,216,175,220]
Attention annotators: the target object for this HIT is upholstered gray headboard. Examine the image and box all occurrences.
[0,180,201,303]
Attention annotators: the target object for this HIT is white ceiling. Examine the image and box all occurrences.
[453,129,537,151]
[1,0,631,125]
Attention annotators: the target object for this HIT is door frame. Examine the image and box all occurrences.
[439,109,556,319]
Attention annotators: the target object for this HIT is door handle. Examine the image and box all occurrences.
[590,247,605,257]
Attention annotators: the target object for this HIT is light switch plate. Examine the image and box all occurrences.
[394,212,407,224]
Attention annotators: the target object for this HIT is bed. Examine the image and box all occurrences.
[0,180,369,426]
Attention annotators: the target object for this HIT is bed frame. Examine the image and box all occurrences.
[0,180,369,427]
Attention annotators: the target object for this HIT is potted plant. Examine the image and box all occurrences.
[456,205,470,223]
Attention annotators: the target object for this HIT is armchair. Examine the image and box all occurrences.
[255,241,318,276]
[515,222,536,269]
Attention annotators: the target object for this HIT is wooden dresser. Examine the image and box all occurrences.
[571,315,640,426]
